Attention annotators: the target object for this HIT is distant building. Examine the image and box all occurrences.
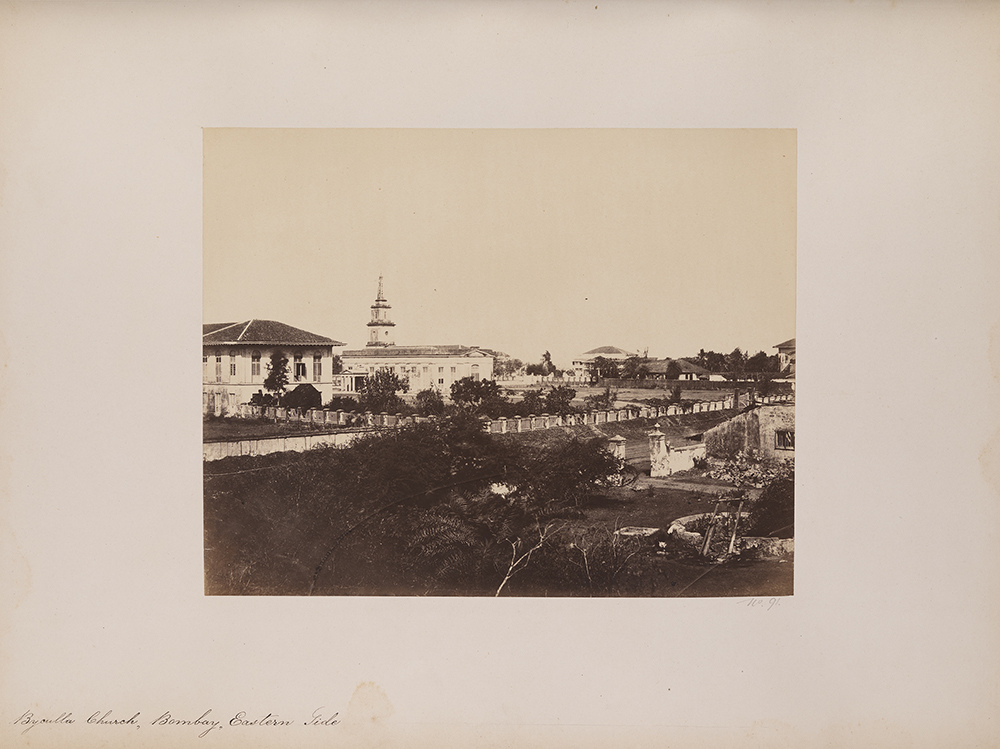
[571,345,636,374]
[774,337,796,375]
[341,277,495,396]
[646,358,714,381]
[202,319,346,414]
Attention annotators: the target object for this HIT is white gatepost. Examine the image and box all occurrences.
[648,424,670,477]
[607,434,627,486]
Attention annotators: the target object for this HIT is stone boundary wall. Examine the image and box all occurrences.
[481,393,793,434]
[601,378,794,392]
[220,393,793,434]
[205,394,793,461]
[203,427,373,462]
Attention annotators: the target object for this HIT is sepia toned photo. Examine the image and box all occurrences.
[202,128,796,597]
[5,2,1000,745]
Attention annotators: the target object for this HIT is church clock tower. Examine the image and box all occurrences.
[366,275,396,347]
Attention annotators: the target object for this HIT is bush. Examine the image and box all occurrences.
[516,388,545,415]
[358,370,410,414]
[544,385,577,415]
[325,395,359,411]
[584,386,618,411]
[283,383,322,411]
[414,388,445,417]
[744,470,794,538]
[250,390,278,407]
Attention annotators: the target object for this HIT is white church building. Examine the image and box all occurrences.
[341,277,495,395]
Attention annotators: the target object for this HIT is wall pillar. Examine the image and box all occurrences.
[648,425,671,477]
[607,434,627,486]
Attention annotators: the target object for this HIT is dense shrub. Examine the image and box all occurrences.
[325,395,359,411]
[283,383,322,411]
[205,411,625,595]
[357,370,410,414]
[584,386,618,411]
[517,388,545,415]
[744,470,794,538]
[413,388,446,417]
[250,390,278,407]
[544,385,577,415]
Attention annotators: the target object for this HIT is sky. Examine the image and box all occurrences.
[204,128,795,367]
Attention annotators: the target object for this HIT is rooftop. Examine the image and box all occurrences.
[203,320,344,347]
[342,345,493,358]
[577,345,635,358]
[646,358,710,375]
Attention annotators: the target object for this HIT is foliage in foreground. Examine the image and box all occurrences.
[204,412,623,596]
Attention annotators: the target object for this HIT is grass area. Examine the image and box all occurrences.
[203,415,350,442]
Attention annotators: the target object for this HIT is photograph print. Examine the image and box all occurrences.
[202,128,796,597]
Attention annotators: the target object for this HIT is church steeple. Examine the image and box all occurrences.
[366,274,395,346]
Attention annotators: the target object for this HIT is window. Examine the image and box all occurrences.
[229,350,237,377]
[775,430,795,450]
[438,378,444,385]
[313,354,322,382]
[251,351,261,377]
[215,354,222,383]
[450,366,456,374]
[472,364,480,382]
[294,354,305,380]
[203,355,208,380]
[438,366,444,373]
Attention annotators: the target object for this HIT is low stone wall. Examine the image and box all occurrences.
[203,427,372,462]
[223,394,792,438]
[208,395,794,462]
[230,404,436,428]
[666,512,793,558]
[667,443,707,473]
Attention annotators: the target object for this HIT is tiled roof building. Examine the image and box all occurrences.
[202,319,347,415]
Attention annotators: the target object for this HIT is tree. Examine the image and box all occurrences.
[664,360,682,380]
[330,355,344,375]
[588,356,620,382]
[263,350,289,401]
[541,350,554,375]
[494,357,524,379]
[450,377,503,412]
[358,369,409,414]
[544,385,577,415]
[620,355,651,380]
[518,388,545,414]
[745,350,779,375]
[584,386,618,411]
[414,388,445,417]
[726,347,746,377]
[526,351,559,377]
